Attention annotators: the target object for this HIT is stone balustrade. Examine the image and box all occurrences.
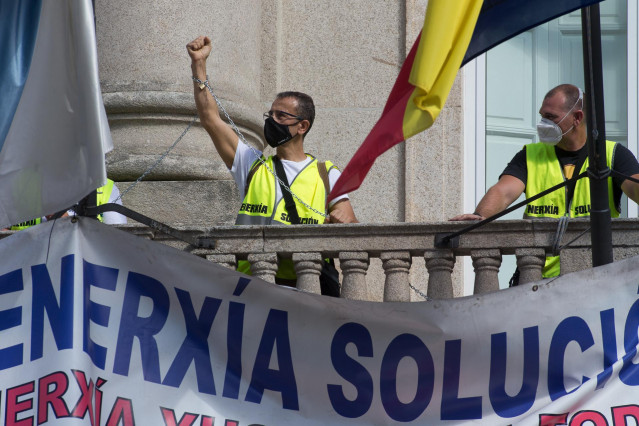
[7,218,639,301]
[113,218,639,301]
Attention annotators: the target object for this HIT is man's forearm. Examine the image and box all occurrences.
[191,61,220,129]
[474,188,510,218]
[474,177,524,218]
[622,174,639,206]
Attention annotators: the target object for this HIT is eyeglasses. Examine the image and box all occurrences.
[263,110,303,122]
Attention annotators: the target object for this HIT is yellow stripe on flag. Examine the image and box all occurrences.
[403,0,483,140]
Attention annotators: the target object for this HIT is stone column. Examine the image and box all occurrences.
[248,253,278,284]
[424,250,455,299]
[95,1,265,227]
[293,252,323,295]
[515,248,546,285]
[381,251,412,302]
[471,249,502,294]
[339,252,370,300]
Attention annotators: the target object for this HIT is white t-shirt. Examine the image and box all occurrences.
[230,140,348,208]
[100,184,127,224]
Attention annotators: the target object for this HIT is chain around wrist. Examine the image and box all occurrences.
[192,75,209,90]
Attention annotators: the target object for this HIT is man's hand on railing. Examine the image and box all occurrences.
[449,213,485,221]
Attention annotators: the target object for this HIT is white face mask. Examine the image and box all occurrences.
[536,88,583,145]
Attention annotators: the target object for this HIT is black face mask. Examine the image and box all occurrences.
[264,117,295,148]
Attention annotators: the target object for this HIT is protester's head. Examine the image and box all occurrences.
[537,84,585,145]
[544,84,584,117]
[263,92,315,148]
[275,91,315,136]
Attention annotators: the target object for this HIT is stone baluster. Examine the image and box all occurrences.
[424,250,455,299]
[381,251,412,302]
[471,249,502,294]
[515,248,546,285]
[248,253,278,284]
[339,252,370,300]
[206,254,237,270]
[293,252,323,294]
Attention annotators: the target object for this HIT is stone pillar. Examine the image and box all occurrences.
[248,253,278,284]
[293,252,323,295]
[206,254,237,270]
[471,249,502,294]
[339,252,370,300]
[515,248,546,285]
[381,251,412,302]
[424,250,455,299]
[95,1,265,227]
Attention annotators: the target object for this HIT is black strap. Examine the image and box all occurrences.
[244,157,264,195]
[76,189,99,220]
[562,146,589,214]
[437,170,589,247]
[272,156,301,225]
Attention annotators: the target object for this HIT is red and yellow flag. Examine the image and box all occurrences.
[328,0,483,201]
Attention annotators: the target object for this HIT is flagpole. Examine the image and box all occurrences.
[581,4,613,268]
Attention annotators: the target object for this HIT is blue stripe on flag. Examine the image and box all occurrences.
[0,0,43,150]
[462,0,603,66]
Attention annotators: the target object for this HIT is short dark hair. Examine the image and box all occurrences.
[275,91,315,136]
[545,84,584,113]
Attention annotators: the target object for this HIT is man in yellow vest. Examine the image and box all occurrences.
[5,179,126,230]
[69,178,128,225]
[187,36,358,285]
[451,84,639,278]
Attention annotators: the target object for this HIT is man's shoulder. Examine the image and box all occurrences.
[316,159,337,172]
[307,154,338,172]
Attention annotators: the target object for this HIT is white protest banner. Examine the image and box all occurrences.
[1,218,639,425]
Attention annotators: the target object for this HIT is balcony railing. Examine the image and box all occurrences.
[108,218,639,302]
[7,219,639,301]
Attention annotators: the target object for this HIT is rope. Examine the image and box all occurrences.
[558,226,591,252]
[551,215,570,256]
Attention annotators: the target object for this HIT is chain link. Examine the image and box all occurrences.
[115,115,199,202]
[409,283,431,301]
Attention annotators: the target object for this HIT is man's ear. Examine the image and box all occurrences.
[297,119,310,135]
[574,110,584,127]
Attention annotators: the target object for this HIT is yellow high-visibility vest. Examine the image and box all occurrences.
[236,155,334,280]
[9,218,41,231]
[96,179,115,223]
[9,179,116,230]
[524,141,618,277]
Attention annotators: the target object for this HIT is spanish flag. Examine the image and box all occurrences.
[329,0,604,202]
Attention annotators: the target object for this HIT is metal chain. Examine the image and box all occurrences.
[116,76,330,221]
[409,283,431,301]
[195,77,330,219]
[115,115,199,202]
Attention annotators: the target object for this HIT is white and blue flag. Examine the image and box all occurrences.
[0,0,112,228]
